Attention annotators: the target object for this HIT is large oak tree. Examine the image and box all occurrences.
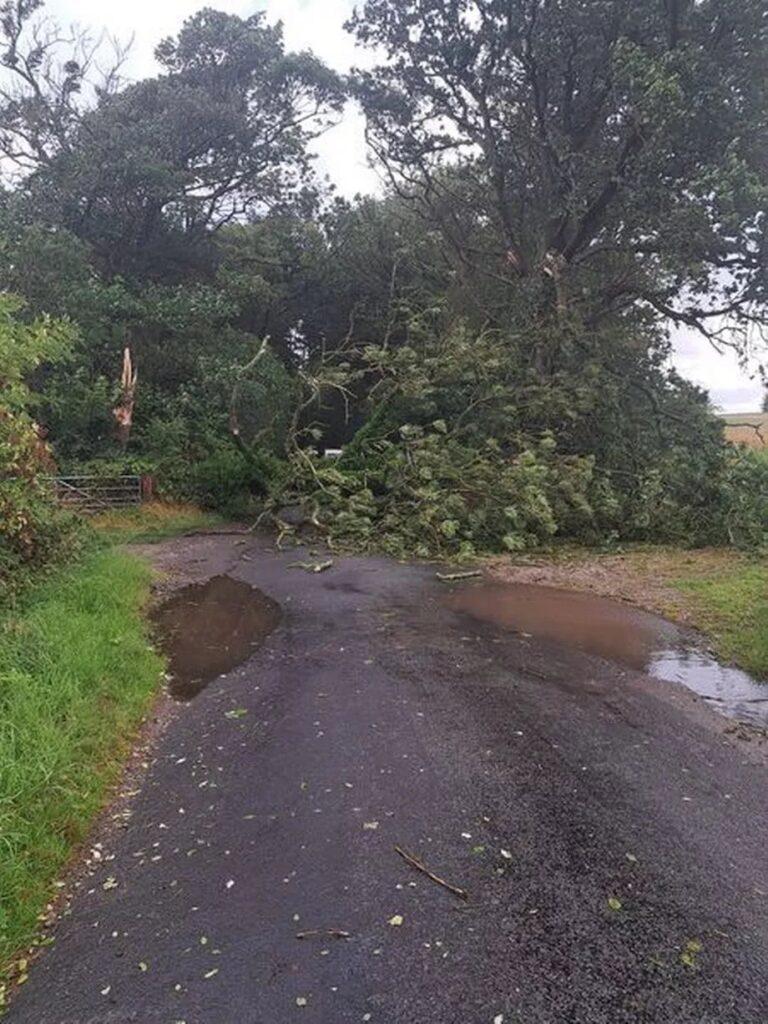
[349,0,767,356]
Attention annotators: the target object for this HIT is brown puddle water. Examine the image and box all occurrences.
[151,576,282,702]
[448,582,768,726]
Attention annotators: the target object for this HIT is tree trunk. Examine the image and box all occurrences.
[113,346,138,452]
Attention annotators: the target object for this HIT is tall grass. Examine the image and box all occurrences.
[676,562,768,679]
[0,549,163,971]
[91,501,222,544]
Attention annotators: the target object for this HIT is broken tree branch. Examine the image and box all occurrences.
[436,570,483,583]
[296,929,351,941]
[394,846,469,901]
[112,345,137,451]
[229,337,270,457]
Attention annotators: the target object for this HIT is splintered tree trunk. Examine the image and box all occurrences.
[229,338,269,460]
[113,346,138,451]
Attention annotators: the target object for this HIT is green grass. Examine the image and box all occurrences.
[675,561,768,679]
[0,548,164,980]
[91,501,221,544]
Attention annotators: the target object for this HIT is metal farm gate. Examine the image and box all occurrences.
[46,475,144,513]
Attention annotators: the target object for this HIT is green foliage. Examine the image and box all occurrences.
[16,9,343,276]
[0,295,82,589]
[46,329,295,502]
[281,430,598,559]
[193,446,283,518]
[716,449,768,550]
[0,548,163,969]
[40,369,116,460]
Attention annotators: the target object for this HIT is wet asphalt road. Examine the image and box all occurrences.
[8,536,768,1024]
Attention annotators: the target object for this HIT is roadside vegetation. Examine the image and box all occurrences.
[0,492,220,986]
[90,503,221,545]
[0,548,163,983]
[675,559,768,679]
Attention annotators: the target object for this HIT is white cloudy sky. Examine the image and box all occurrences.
[43,0,766,412]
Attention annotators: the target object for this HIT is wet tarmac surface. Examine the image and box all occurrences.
[448,582,768,726]
[8,538,768,1024]
[151,575,282,702]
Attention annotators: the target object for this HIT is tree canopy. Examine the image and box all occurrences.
[349,0,768,348]
[2,5,345,276]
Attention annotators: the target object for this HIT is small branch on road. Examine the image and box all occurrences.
[395,846,469,901]
[296,928,351,941]
[436,571,483,583]
[289,559,334,574]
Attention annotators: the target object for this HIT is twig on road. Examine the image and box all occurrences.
[436,570,482,583]
[289,560,334,574]
[395,846,469,901]
[296,928,351,941]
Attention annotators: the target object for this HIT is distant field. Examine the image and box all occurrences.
[722,412,768,448]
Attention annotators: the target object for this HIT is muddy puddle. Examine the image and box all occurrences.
[151,575,282,702]
[448,582,768,726]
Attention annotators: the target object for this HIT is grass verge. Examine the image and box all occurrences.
[675,561,768,679]
[0,548,163,981]
[91,501,221,544]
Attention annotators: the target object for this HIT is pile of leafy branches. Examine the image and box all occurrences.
[269,321,762,559]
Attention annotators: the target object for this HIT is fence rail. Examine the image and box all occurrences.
[45,475,144,513]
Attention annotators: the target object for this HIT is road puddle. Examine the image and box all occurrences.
[151,575,282,702]
[447,582,768,725]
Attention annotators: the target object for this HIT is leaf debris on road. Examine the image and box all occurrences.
[681,938,703,969]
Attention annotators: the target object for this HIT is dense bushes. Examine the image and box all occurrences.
[192,446,284,517]
[716,450,768,550]
[7,287,760,563]
[0,297,83,593]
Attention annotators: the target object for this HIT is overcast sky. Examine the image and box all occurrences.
[44,0,766,413]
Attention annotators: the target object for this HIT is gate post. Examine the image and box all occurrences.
[140,475,156,502]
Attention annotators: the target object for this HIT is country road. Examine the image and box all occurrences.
[8,534,768,1024]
